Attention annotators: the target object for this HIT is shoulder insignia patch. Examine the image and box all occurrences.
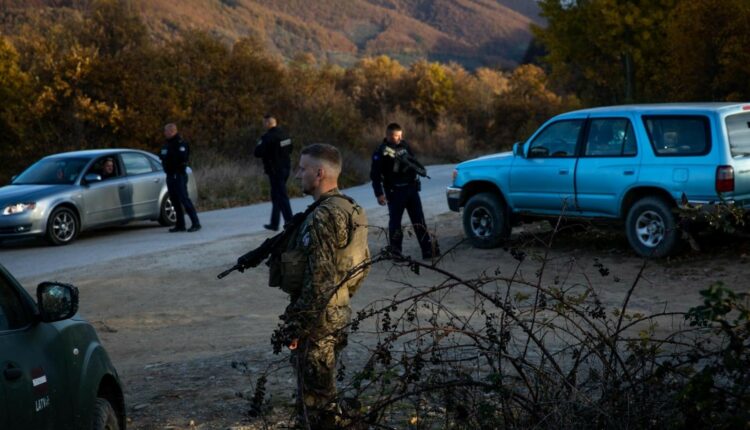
[302,232,311,247]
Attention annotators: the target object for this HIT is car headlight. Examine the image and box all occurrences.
[2,202,36,215]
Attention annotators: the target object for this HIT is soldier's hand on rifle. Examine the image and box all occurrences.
[236,255,250,269]
[377,194,387,206]
[288,338,299,350]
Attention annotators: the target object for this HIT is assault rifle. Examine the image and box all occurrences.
[217,194,352,279]
[383,146,430,179]
[217,212,306,279]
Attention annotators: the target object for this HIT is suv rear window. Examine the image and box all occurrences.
[643,116,710,156]
[725,112,750,157]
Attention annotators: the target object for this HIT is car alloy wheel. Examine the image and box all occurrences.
[165,197,176,223]
[158,196,177,226]
[469,206,494,238]
[625,196,681,258]
[46,207,78,245]
[634,210,665,248]
[462,192,509,249]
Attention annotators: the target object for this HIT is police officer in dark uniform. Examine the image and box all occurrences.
[370,122,439,259]
[254,114,293,231]
[160,123,201,232]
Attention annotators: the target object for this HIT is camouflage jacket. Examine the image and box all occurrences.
[282,189,370,339]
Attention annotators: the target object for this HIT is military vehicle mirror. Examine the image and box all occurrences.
[36,282,79,322]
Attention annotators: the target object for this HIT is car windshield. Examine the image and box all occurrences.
[12,157,90,185]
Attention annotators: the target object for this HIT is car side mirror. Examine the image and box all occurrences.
[513,141,525,158]
[36,282,79,323]
[84,173,102,183]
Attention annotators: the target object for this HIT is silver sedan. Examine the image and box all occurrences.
[0,149,199,245]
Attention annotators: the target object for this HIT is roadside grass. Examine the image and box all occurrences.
[192,147,372,211]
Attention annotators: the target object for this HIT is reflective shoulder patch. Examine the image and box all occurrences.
[160,149,167,154]
[179,146,186,152]
[256,139,263,146]
[280,139,292,147]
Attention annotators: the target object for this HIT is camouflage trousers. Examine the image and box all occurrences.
[293,305,351,429]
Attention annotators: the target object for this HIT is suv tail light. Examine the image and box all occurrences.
[716,165,734,193]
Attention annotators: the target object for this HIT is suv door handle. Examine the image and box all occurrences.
[4,367,22,381]
[153,178,160,183]
[558,169,569,175]
[623,170,635,176]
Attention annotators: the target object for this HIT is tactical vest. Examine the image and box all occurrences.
[275,194,370,308]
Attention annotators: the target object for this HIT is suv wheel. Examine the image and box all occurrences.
[158,196,176,226]
[93,397,120,430]
[45,207,79,245]
[625,197,681,257]
[463,192,510,249]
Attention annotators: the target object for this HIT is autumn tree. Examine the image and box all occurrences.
[340,55,406,122]
[400,60,455,128]
[534,0,675,104]
[662,0,750,101]
[491,64,580,149]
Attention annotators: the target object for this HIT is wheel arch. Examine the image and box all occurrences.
[460,180,508,208]
[98,374,126,430]
[620,186,676,219]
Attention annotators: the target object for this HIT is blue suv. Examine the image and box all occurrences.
[447,103,750,257]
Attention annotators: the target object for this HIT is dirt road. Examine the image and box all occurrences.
[17,213,750,429]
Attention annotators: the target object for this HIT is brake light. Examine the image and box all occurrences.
[743,105,750,111]
[716,166,734,193]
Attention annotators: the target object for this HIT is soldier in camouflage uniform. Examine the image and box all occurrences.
[277,144,370,428]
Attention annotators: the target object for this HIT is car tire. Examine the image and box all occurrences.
[158,196,176,226]
[92,397,120,430]
[45,206,79,246]
[625,197,681,258]
[463,192,510,249]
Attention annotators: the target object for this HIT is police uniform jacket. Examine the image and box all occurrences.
[160,134,189,175]
[370,139,419,197]
[254,126,292,175]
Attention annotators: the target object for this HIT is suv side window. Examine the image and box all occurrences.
[725,112,750,157]
[0,275,31,331]
[122,152,155,176]
[584,118,637,157]
[643,115,711,156]
[528,120,584,158]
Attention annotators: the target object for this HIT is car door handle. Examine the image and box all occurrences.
[623,170,635,176]
[153,178,160,183]
[558,169,569,175]
[4,367,22,381]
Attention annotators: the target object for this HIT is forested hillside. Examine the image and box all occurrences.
[1,0,541,68]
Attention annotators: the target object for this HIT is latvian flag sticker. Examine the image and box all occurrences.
[31,367,49,396]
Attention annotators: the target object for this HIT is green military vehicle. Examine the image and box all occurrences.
[0,263,125,429]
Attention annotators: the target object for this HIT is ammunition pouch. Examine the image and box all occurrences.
[280,249,307,296]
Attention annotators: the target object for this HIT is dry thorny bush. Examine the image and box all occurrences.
[235,220,750,429]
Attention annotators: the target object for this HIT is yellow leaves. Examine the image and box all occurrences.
[73,96,123,131]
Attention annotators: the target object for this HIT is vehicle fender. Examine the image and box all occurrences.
[43,197,84,227]
[72,331,123,428]
[619,184,677,218]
